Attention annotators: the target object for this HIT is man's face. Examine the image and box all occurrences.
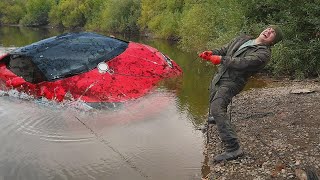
[258,27,276,45]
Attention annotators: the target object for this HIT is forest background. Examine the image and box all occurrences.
[0,0,319,79]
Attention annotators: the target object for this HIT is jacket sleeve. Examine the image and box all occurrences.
[221,48,271,71]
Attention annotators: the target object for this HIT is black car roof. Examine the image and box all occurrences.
[10,32,128,81]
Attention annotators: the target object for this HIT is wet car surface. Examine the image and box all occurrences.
[0,32,182,103]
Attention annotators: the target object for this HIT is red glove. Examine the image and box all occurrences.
[207,55,221,65]
[198,51,213,60]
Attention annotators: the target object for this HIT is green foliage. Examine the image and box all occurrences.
[139,0,183,39]
[0,0,26,24]
[82,0,106,30]
[49,0,86,28]
[270,38,320,79]
[48,0,62,27]
[97,0,141,33]
[178,0,245,51]
[20,0,52,26]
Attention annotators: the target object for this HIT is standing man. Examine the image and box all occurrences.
[199,25,283,162]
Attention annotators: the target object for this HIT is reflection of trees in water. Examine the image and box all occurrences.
[148,39,215,126]
[243,76,267,91]
[0,26,62,47]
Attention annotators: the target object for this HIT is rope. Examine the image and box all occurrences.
[74,116,150,179]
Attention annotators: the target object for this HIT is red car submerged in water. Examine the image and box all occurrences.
[0,32,182,104]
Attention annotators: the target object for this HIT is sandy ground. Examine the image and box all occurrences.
[204,78,320,180]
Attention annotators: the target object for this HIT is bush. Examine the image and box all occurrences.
[270,38,320,79]
[178,0,245,52]
[139,0,183,39]
[97,0,141,33]
[20,0,52,26]
[0,0,26,24]
[82,0,106,30]
[48,0,86,28]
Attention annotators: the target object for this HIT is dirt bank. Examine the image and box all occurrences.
[205,78,320,179]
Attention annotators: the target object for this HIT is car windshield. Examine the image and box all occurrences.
[9,32,128,82]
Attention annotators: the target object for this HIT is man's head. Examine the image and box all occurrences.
[257,25,283,46]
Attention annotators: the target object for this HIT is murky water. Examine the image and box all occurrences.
[0,90,206,180]
[0,26,267,180]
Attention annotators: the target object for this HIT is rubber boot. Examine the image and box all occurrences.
[213,148,244,163]
[306,167,319,180]
[208,115,216,124]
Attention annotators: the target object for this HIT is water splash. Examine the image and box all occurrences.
[0,89,95,112]
[0,89,35,100]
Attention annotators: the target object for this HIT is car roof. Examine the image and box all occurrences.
[10,32,128,81]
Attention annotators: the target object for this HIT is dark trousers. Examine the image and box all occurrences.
[209,82,242,152]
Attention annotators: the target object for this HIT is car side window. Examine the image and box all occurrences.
[7,55,46,83]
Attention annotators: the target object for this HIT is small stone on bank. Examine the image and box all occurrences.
[290,88,315,94]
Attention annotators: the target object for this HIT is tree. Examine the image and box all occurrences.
[20,0,53,26]
[179,0,245,51]
[82,0,106,30]
[48,0,86,28]
[0,0,26,24]
[98,0,141,33]
[139,0,183,39]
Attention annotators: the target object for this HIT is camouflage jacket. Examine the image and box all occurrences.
[211,34,271,90]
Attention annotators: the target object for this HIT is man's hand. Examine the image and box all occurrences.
[208,55,221,65]
[199,50,221,65]
[198,51,213,59]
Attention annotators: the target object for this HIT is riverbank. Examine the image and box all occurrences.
[205,78,320,179]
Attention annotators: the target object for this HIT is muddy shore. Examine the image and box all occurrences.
[204,78,320,179]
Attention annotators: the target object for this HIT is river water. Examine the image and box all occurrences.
[0,26,266,180]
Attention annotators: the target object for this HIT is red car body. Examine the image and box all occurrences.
[0,32,182,103]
